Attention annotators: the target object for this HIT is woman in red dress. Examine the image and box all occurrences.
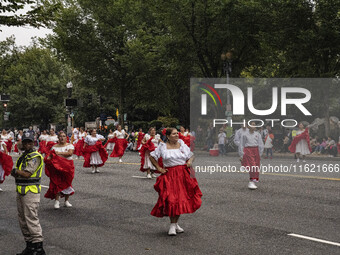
[110,125,129,162]
[0,140,13,191]
[45,131,75,209]
[74,127,87,159]
[139,127,162,178]
[149,128,202,236]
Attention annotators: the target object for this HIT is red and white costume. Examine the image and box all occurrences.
[289,128,311,155]
[46,135,58,151]
[140,134,162,172]
[1,134,12,154]
[74,131,87,157]
[239,131,264,181]
[110,130,128,158]
[104,133,115,151]
[0,141,13,184]
[38,134,49,154]
[14,133,22,153]
[150,139,202,217]
[136,132,145,151]
[83,135,108,167]
[44,144,75,199]
[178,132,195,151]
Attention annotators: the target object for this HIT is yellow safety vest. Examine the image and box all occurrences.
[15,151,44,195]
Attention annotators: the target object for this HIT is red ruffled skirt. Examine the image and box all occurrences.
[44,151,75,199]
[74,139,85,156]
[38,140,47,154]
[151,165,202,217]
[0,151,13,183]
[110,139,128,157]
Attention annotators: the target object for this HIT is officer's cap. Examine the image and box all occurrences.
[22,132,34,142]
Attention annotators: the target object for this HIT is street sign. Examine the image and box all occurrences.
[70,113,75,118]
[0,94,10,101]
[4,114,8,121]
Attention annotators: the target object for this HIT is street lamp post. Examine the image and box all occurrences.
[221,51,232,123]
[66,82,73,135]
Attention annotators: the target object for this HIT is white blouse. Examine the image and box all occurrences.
[85,135,104,146]
[39,134,49,141]
[150,139,193,167]
[47,135,59,143]
[0,141,6,152]
[114,130,126,139]
[144,134,161,148]
[78,132,87,139]
[238,131,264,157]
[52,144,75,160]
[108,133,115,139]
[0,134,11,142]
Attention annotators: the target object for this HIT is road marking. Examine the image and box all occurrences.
[41,185,49,188]
[288,233,340,247]
[132,176,149,179]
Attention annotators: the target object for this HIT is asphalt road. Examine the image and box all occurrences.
[1,152,339,255]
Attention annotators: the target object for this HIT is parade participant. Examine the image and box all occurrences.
[1,129,12,154]
[0,140,12,191]
[234,125,249,172]
[140,127,162,179]
[74,127,86,158]
[178,126,191,148]
[44,131,75,209]
[14,130,23,155]
[83,129,108,173]
[149,128,202,236]
[110,125,129,162]
[46,129,58,151]
[264,130,274,159]
[136,128,145,151]
[11,132,46,255]
[289,123,311,163]
[38,130,49,154]
[104,129,115,153]
[239,122,264,190]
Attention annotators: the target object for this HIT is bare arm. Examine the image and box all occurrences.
[149,155,167,174]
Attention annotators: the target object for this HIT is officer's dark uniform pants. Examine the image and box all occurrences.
[17,192,43,243]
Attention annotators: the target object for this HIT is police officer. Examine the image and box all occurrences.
[11,131,46,255]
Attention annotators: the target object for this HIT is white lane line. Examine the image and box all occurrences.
[41,185,49,188]
[288,233,340,247]
[132,176,149,179]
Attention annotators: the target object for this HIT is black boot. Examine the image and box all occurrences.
[17,241,34,255]
[31,242,46,255]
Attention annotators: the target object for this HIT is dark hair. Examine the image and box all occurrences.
[166,128,177,137]
[58,131,66,138]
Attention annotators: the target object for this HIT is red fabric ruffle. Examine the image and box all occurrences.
[110,139,128,157]
[38,140,47,154]
[289,128,311,153]
[151,165,202,217]
[83,141,108,167]
[4,140,12,152]
[44,151,75,199]
[74,139,85,156]
[46,141,57,152]
[136,132,145,150]
[139,138,162,172]
[14,143,19,153]
[104,137,117,148]
[0,151,13,183]
[179,133,194,149]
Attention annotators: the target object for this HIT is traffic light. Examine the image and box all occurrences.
[3,103,7,109]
